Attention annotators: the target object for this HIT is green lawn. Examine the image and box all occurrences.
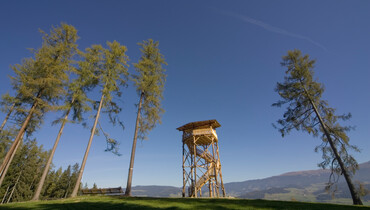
[0,196,369,210]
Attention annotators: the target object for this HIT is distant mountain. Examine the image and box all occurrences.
[224,168,331,197]
[127,161,370,204]
[130,185,182,197]
[225,161,370,203]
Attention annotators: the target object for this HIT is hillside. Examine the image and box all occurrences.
[128,161,370,205]
[226,161,370,204]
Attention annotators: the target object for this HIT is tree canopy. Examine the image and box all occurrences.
[273,49,363,205]
[132,39,167,140]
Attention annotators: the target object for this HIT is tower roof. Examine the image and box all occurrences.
[176,119,221,131]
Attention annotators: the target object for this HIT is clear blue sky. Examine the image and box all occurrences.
[0,1,369,188]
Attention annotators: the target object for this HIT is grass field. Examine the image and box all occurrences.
[0,196,369,210]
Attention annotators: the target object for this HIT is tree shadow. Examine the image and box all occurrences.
[0,196,366,210]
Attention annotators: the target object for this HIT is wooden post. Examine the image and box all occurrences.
[193,136,197,198]
[216,142,226,197]
[208,167,212,197]
[182,140,186,197]
[190,142,194,197]
[211,139,220,197]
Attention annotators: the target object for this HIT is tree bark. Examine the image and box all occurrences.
[309,99,363,205]
[125,92,144,196]
[0,94,39,177]
[0,132,24,187]
[32,106,72,200]
[0,103,15,132]
[70,94,105,197]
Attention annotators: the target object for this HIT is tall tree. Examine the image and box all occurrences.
[0,23,78,180]
[70,41,129,197]
[125,39,167,196]
[32,52,95,200]
[0,100,44,188]
[273,49,363,205]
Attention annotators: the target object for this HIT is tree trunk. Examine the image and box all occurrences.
[125,92,144,196]
[309,99,363,205]
[32,106,72,200]
[0,132,24,187]
[0,95,39,177]
[64,179,71,198]
[1,185,10,204]
[70,94,105,197]
[7,171,22,204]
[0,103,15,132]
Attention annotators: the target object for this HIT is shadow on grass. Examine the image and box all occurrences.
[0,196,367,210]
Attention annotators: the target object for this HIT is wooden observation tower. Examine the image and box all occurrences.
[177,119,226,198]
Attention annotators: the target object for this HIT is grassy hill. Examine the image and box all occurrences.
[0,196,369,210]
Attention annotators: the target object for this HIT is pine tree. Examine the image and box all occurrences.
[0,23,78,182]
[64,163,79,198]
[53,165,71,198]
[41,169,57,199]
[32,49,96,200]
[125,39,167,196]
[71,41,129,197]
[92,183,98,190]
[0,139,48,203]
[273,49,363,205]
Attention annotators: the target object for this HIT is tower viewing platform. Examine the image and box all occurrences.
[177,119,225,198]
[177,119,220,145]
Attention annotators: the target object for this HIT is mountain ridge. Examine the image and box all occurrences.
[127,161,370,204]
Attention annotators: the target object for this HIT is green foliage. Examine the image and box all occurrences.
[81,41,129,106]
[11,23,78,109]
[53,48,98,125]
[0,127,17,164]
[132,39,167,140]
[7,23,79,137]
[0,93,20,117]
[0,136,79,203]
[273,49,360,189]
[80,40,129,152]
[40,163,79,199]
[0,139,49,203]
